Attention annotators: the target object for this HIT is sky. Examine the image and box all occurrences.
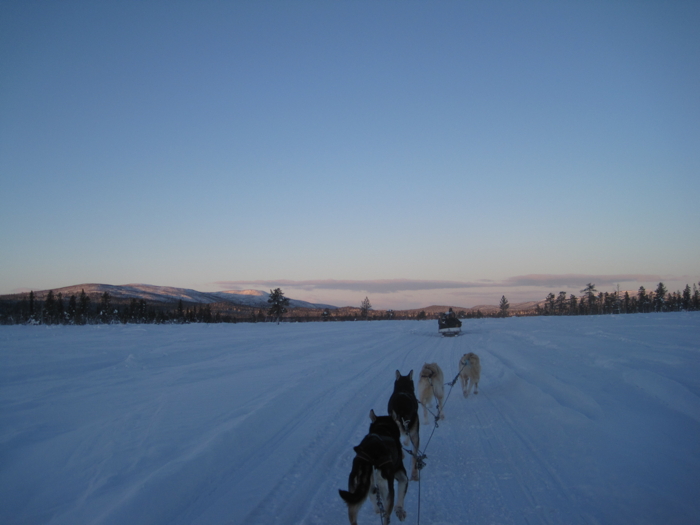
[1,1,699,310]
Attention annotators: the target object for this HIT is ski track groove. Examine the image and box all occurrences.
[236,328,427,524]
[245,327,477,525]
[266,326,490,525]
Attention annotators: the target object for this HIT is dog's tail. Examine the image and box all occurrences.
[338,488,366,505]
[339,456,373,505]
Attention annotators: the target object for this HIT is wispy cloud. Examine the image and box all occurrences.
[214,279,487,294]
[499,274,666,289]
[214,274,670,295]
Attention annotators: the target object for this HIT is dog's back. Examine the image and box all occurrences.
[468,353,481,379]
[369,411,401,445]
[338,433,389,524]
[417,363,445,423]
[387,370,418,423]
[387,370,421,481]
[459,353,481,397]
[339,410,408,524]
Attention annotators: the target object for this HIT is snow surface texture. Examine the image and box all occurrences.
[1,314,699,525]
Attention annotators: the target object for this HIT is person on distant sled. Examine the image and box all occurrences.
[438,308,462,335]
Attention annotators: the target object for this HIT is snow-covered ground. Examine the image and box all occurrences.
[1,314,699,525]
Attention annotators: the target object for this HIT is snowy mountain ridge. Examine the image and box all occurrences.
[1,283,337,310]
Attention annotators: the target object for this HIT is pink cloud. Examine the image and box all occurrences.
[214,274,672,295]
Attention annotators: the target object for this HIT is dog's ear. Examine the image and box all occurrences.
[369,409,377,422]
[395,370,400,380]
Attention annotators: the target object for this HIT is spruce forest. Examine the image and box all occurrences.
[1,281,699,326]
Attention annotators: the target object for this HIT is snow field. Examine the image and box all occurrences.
[1,313,699,524]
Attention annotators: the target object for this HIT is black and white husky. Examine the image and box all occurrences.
[339,410,408,525]
[387,370,420,481]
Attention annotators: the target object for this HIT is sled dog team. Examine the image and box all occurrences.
[339,352,481,525]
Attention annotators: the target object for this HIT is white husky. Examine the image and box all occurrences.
[417,363,445,424]
[459,353,481,397]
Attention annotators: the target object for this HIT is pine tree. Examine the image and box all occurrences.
[56,293,65,324]
[499,295,510,317]
[138,299,148,322]
[177,299,185,323]
[128,298,138,322]
[581,283,597,314]
[267,288,290,324]
[100,292,112,323]
[637,286,648,313]
[44,291,56,325]
[201,304,212,323]
[78,289,90,324]
[28,291,35,323]
[360,297,372,319]
[556,291,567,315]
[653,282,667,312]
[568,294,578,315]
[682,285,691,311]
[544,293,555,315]
[67,295,77,324]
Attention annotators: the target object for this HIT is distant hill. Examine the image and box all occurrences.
[0,283,550,314]
[0,284,337,310]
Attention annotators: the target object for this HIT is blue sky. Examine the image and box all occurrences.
[1,1,698,309]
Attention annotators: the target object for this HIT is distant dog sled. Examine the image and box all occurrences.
[438,308,462,336]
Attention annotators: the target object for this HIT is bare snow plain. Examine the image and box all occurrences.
[1,313,699,525]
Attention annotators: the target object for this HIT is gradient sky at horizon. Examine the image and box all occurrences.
[1,1,699,309]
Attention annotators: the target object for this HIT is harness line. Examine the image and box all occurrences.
[408,355,473,525]
[372,481,387,525]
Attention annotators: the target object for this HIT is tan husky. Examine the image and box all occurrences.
[459,353,481,397]
[417,363,445,424]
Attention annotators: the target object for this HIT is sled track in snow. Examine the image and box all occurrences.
[3,316,699,525]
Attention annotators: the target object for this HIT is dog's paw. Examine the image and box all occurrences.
[395,507,407,521]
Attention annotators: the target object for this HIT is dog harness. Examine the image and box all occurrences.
[355,434,395,469]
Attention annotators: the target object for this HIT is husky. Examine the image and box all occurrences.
[417,363,445,424]
[387,370,420,481]
[339,410,408,525]
[459,352,481,397]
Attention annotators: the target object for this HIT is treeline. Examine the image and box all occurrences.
[534,282,700,316]
[1,282,699,326]
[0,290,228,325]
[0,290,390,325]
